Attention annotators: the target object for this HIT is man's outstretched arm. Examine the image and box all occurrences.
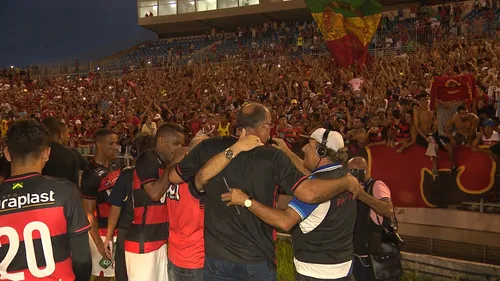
[293,175,359,204]
[222,188,302,232]
[194,130,263,190]
[272,149,360,204]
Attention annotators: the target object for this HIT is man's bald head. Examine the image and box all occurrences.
[237,102,270,129]
[188,134,209,152]
[347,156,368,170]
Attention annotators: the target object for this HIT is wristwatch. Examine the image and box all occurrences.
[224,148,235,160]
[244,196,254,208]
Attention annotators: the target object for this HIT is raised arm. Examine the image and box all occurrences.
[293,175,359,204]
[272,149,360,204]
[142,148,188,201]
[194,130,263,190]
[271,138,310,175]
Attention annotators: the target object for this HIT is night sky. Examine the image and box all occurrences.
[0,0,155,68]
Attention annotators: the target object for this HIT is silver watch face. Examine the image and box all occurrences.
[244,199,252,208]
[225,149,234,159]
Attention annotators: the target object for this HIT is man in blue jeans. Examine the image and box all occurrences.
[167,103,360,281]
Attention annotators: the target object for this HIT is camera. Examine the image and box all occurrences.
[350,169,366,182]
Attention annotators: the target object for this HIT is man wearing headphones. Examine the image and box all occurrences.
[222,128,356,281]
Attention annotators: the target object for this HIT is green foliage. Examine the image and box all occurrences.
[276,238,295,281]
[401,270,436,281]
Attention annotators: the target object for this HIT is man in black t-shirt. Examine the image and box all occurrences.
[41,117,80,186]
[222,130,356,281]
[0,120,91,281]
[0,154,11,184]
[168,103,360,281]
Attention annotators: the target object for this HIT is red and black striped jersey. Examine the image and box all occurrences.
[0,172,90,281]
[81,160,121,236]
[124,150,168,254]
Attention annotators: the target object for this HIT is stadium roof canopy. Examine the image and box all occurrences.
[138,0,450,38]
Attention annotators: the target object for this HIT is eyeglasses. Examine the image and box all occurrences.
[260,122,273,129]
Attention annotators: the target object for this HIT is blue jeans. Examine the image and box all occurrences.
[203,257,276,281]
[168,260,204,281]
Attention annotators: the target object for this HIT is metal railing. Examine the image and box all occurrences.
[81,153,134,169]
[29,13,500,78]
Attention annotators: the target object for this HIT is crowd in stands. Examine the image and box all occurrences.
[29,1,500,76]
[1,3,500,199]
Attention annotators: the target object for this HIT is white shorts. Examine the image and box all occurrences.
[125,243,168,281]
[88,235,117,277]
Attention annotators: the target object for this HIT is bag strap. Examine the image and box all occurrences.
[364,178,378,246]
[365,178,376,226]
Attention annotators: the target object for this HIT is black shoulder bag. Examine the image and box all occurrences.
[366,179,404,281]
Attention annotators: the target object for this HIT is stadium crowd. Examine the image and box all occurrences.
[1,3,500,281]
[1,36,500,162]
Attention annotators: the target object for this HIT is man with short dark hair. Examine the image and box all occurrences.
[81,129,120,281]
[221,129,356,281]
[441,105,479,173]
[414,92,439,175]
[124,123,187,281]
[104,134,156,281]
[41,117,80,185]
[167,103,359,281]
[0,120,92,281]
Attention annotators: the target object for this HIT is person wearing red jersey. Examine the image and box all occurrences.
[0,120,91,281]
[166,134,208,281]
[125,123,186,281]
[81,129,120,281]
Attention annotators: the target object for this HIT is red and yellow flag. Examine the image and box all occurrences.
[305,0,382,67]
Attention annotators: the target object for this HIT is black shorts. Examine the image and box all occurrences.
[439,134,467,146]
[490,142,500,156]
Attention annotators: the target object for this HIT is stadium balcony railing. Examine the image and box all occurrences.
[30,17,499,78]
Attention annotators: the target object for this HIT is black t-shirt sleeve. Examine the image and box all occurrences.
[108,169,132,206]
[0,155,10,179]
[70,156,80,187]
[64,183,91,237]
[175,140,209,182]
[272,150,308,195]
[136,151,161,185]
[187,180,205,200]
[80,169,100,200]
[71,148,89,171]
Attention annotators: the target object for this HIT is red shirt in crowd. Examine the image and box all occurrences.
[129,116,141,127]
